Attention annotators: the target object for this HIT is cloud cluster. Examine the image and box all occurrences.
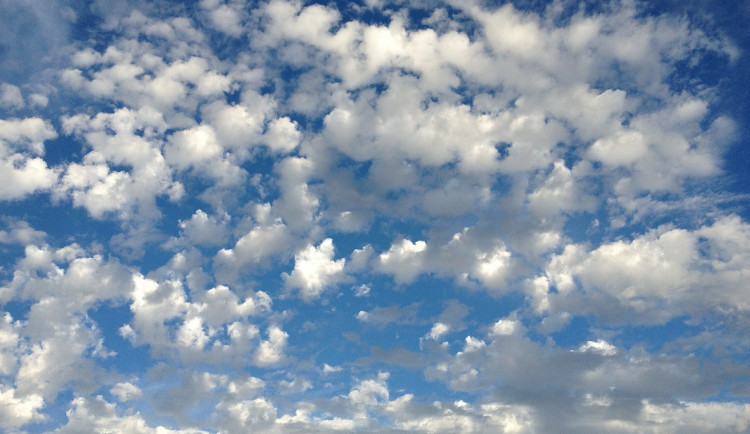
[0,0,748,432]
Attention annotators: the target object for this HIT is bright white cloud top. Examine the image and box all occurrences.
[1,0,750,432]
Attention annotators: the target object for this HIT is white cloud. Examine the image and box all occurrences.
[542,216,750,324]
[0,117,58,200]
[378,239,427,284]
[15,307,108,400]
[352,283,371,297]
[385,395,535,433]
[577,340,617,357]
[28,93,48,108]
[0,83,24,109]
[198,285,271,327]
[527,160,595,218]
[110,382,142,402]
[55,395,209,434]
[278,376,312,395]
[491,318,519,337]
[227,376,265,399]
[0,313,20,376]
[589,129,648,166]
[165,125,223,170]
[425,322,450,341]
[201,97,270,151]
[0,155,58,200]
[283,238,346,300]
[264,116,301,153]
[214,204,293,280]
[472,245,513,291]
[348,371,390,408]
[635,400,750,433]
[273,156,320,230]
[201,0,245,37]
[4,243,133,305]
[323,363,342,374]
[0,387,45,430]
[253,326,288,367]
[58,108,181,232]
[178,209,230,247]
[214,398,277,433]
[0,0,746,431]
[124,270,275,366]
[0,220,46,245]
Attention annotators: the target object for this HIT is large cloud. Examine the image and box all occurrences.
[0,0,746,432]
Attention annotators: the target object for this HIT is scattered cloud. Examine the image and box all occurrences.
[0,0,748,432]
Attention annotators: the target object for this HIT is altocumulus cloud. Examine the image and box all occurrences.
[1,0,749,432]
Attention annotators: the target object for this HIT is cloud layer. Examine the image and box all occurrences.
[0,0,748,432]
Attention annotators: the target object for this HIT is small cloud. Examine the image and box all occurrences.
[426,322,450,341]
[110,382,142,402]
[0,83,24,109]
[283,238,347,301]
[355,304,420,328]
[323,363,342,374]
[577,339,617,356]
[352,284,371,297]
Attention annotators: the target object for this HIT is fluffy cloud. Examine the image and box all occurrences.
[0,83,24,109]
[0,220,46,245]
[55,395,209,434]
[200,0,245,37]
[541,215,750,324]
[0,156,58,200]
[58,107,179,232]
[378,239,427,284]
[0,0,746,432]
[125,271,276,365]
[214,203,293,281]
[283,238,346,300]
[253,326,288,367]
[385,396,534,433]
[0,117,58,199]
[422,313,750,432]
[177,209,230,247]
[0,386,45,430]
[110,382,142,402]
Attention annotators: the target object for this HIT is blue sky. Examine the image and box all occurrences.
[1,0,749,432]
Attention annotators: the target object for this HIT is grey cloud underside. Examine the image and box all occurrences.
[0,0,749,432]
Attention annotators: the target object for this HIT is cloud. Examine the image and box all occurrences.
[55,395,209,434]
[0,0,747,432]
[385,395,534,433]
[165,125,223,170]
[110,382,142,402]
[377,239,427,284]
[177,209,230,247]
[125,271,276,366]
[283,238,346,300]
[541,215,750,325]
[0,386,45,430]
[213,203,293,281]
[214,398,277,432]
[424,322,450,341]
[200,0,245,37]
[58,107,179,232]
[0,83,24,109]
[0,117,58,199]
[356,303,420,328]
[253,326,288,367]
[0,156,58,200]
[0,220,46,245]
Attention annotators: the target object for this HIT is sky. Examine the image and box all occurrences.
[0,0,749,432]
